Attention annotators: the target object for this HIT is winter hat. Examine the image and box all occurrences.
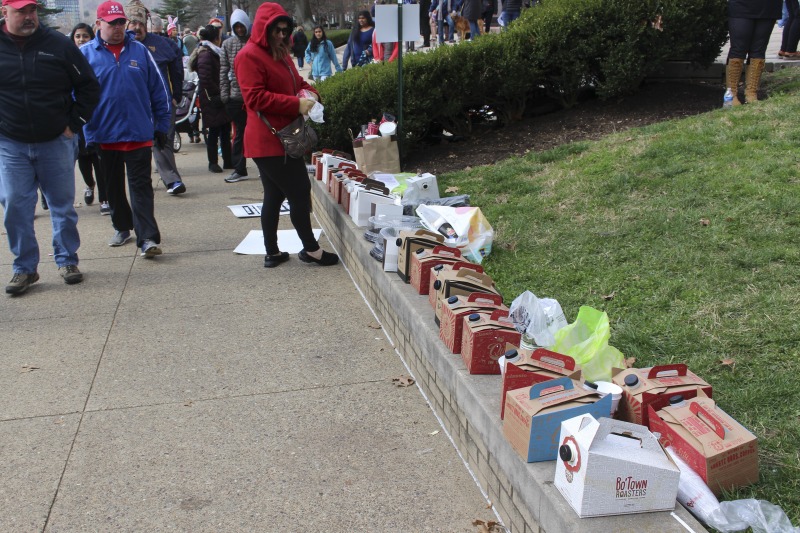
[124,0,148,24]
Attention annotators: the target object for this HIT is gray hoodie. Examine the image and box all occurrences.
[220,9,251,103]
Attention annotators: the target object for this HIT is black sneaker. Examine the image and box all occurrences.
[84,186,94,205]
[298,249,339,266]
[59,265,84,285]
[167,181,186,195]
[264,251,290,268]
[208,163,223,173]
[5,272,39,295]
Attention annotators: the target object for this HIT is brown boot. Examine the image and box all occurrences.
[726,58,744,106]
[745,58,766,103]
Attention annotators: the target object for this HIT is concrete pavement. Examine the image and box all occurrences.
[0,144,497,531]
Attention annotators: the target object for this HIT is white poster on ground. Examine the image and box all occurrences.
[234,229,324,255]
[228,201,290,218]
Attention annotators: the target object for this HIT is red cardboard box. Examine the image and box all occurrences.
[648,394,758,496]
[428,261,484,309]
[409,245,462,295]
[433,267,499,326]
[612,364,712,426]
[460,310,521,375]
[439,292,506,354]
[500,348,582,419]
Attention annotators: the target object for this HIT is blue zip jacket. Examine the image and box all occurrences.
[80,31,171,144]
[141,32,183,100]
[305,40,342,79]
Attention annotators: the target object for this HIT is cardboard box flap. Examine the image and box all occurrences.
[466,310,515,333]
[399,228,442,243]
[523,377,602,416]
[612,364,711,396]
[528,349,578,372]
[451,261,484,273]
[591,418,667,455]
[454,267,494,286]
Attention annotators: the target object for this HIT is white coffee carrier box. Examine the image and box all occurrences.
[554,415,680,518]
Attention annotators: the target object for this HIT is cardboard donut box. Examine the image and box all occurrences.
[459,309,521,375]
[439,292,506,354]
[500,348,582,419]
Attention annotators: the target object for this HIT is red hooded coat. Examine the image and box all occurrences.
[235,3,320,157]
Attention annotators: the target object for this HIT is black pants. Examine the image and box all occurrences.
[254,156,319,256]
[225,102,248,175]
[206,123,232,168]
[782,0,800,53]
[99,147,160,248]
[728,17,775,60]
[77,152,107,203]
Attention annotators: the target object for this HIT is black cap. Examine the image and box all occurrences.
[468,313,481,322]
[447,296,459,304]
[433,280,441,290]
[584,381,598,390]
[669,395,685,406]
[624,374,639,387]
[416,247,425,254]
[559,445,572,462]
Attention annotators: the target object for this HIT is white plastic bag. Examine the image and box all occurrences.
[719,500,800,533]
[416,205,493,263]
[508,291,567,350]
[308,101,324,123]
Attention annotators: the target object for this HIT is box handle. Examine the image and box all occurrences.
[529,376,573,399]
[530,349,576,371]
[431,245,461,258]
[452,261,484,273]
[490,309,510,321]
[647,363,688,379]
[466,292,503,305]
[690,402,726,439]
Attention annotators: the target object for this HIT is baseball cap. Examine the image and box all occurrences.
[2,0,39,9]
[96,0,126,22]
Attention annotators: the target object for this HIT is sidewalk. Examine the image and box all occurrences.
[0,145,497,531]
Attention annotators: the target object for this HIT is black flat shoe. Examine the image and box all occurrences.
[298,249,339,266]
[263,251,290,268]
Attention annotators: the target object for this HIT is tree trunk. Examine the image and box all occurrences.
[294,0,315,29]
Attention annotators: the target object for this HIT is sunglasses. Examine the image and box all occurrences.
[106,19,127,26]
[274,26,291,35]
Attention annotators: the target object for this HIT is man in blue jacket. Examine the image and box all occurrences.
[82,0,171,259]
[125,0,186,196]
[0,0,100,295]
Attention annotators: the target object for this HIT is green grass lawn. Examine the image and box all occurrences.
[438,69,800,522]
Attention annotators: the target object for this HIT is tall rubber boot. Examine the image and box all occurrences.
[726,58,744,106]
[745,58,766,103]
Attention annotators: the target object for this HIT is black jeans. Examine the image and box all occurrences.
[99,147,160,248]
[206,123,232,168]
[728,17,775,59]
[254,156,319,256]
[225,101,248,175]
[782,0,800,52]
[77,152,107,202]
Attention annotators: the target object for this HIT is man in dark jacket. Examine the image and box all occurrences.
[126,0,187,195]
[0,0,100,295]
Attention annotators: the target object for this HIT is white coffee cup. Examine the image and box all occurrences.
[594,381,623,417]
[379,121,397,136]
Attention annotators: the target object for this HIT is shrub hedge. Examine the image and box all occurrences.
[314,0,727,155]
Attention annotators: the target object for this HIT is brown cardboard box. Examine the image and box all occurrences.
[396,229,445,283]
[409,245,462,295]
[439,292,506,354]
[503,377,612,462]
[427,261,484,309]
[500,348,582,419]
[460,310,521,374]
[648,394,758,496]
[612,364,712,426]
[432,267,499,326]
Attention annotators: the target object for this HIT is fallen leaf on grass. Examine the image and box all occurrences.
[624,357,636,368]
[445,186,460,193]
[367,322,382,330]
[392,375,415,387]
[472,519,504,532]
[20,365,40,373]
[719,358,736,368]
[700,218,711,226]
[603,291,616,301]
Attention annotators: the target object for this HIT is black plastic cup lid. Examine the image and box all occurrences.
[503,349,519,360]
[433,280,441,290]
[669,394,685,405]
[395,238,402,246]
[584,381,598,390]
[624,374,639,387]
[433,264,444,271]
[468,313,481,321]
[559,444,572,462]
[416,247,425,254]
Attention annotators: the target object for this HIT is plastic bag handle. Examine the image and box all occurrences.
[452,261,484,273]
[466,292,503,305]
[431,245,461,258]
[647,364,688,379]
[490,309,510,321]
[530,349,575,371]
[529,376,574,400]
[690,402,726,439]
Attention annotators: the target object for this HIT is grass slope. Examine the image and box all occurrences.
[438,70,800,522]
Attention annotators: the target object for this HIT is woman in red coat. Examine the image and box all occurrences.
[235,3,338,268]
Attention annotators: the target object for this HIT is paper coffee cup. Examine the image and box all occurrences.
[595,381,623,417]
[378,121,397,136]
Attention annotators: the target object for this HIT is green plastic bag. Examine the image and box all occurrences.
[549,306,624,383]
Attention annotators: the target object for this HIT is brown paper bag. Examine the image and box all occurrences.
[352,135,401,174]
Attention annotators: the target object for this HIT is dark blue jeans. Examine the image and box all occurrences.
[728,17,775,59]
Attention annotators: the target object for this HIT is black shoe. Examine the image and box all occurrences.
[59,264,84,285]
[84,187,95,205]
[263,251,290,268]
[298,249,339,266]
[208,163,223,173]
[41,194,48,211]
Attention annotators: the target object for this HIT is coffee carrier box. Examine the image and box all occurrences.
[554,415,680,518]
[439,292,506,354]
[648,394,758,496]
[500,348,582,419]
[427,262,484,309]
[395,229,445,283]
[460,310,521,375]
[313,149,351,181]
[612,364,712,426]
[432,268,499,326]
[503,377,612,462]
[409,245,463,295]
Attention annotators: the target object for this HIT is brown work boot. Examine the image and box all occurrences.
[726,58,744,106]
[5,272,40,295]
[745,58,766,103]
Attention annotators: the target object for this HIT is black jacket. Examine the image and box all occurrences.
[728,0,781,19]
[0,23,100,143]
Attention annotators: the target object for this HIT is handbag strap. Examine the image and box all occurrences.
[258,58,300,136]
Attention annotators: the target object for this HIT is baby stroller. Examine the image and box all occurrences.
[173,79,201,152]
